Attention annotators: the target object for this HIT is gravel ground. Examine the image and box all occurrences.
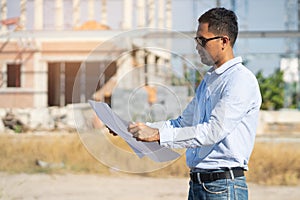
[1,173,299,200]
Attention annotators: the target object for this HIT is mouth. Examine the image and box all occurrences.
[198,51,206,59]
[198,51,213,65]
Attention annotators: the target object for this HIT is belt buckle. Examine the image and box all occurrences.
[229,169,235,180]
[196,173,202,184]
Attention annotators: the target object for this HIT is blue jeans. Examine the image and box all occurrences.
[188,176,248,200]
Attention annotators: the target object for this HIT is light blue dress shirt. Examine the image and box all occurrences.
[152,57,261,170]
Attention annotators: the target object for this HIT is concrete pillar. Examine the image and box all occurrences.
[55,0,64,30]
[158,0,165,29]
[33,51,47,107]
[34,0,43,30]
[166,0,172,29]
[165,0,172,72]
[0,61,6,87]
[88,0,94,21]
[1,0,7,32]
[20,0,26,30]
[101,0,107,25]
[144,50,149,85]
[59,62,65,107]
[80,62,86,102]
[123,0,133,29]
[72,0,80,28]
[147,53,156,83]
[146,0,155,27]
[137,0,145,27]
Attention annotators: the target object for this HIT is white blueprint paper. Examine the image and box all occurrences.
[88,100,180,162]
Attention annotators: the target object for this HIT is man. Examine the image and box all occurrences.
[128,7,262,200]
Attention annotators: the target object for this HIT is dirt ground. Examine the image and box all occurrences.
[0,173,299,200]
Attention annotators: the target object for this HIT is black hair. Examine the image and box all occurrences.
[198,7,238,47]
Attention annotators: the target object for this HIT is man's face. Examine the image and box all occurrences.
[195,23,223,66]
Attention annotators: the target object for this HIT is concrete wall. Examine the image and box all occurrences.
[111,86,190,122]
[1,102,300,135]
[257,110,300,135]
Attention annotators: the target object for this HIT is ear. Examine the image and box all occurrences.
[221,36,231,50]
[222,36,230,44]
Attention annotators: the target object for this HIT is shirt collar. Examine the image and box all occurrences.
[214,57,243,75]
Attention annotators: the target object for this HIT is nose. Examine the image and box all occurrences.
[196,43,205,53]
[196,43,201,51]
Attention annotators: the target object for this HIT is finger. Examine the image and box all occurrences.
[128,123,139,130]
[128,122,145,129]
[129,129,141,137]
[132,132,139,138]
[128,125,141,134]
[106,127,113,133]
[108,129,113,133]
[105,127,118,136]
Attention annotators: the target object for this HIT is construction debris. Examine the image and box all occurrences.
[0,103,94,133]
[2,112,27,133]
[35,159,65,169]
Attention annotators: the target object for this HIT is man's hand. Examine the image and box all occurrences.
[128,122,160,142]
[106,126,118,136]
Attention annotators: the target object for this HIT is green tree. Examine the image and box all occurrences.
[256,69,284,110]
[289,82,299,109]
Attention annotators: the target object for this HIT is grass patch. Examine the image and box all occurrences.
[0,132,299,185]
[0,133,109,174]
[247,141,300,185]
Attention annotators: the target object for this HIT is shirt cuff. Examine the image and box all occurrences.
[146,121,175,148]
[159,127,174,148]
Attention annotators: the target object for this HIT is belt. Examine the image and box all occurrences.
[190,168,245,183]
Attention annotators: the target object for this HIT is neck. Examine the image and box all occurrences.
[214,50,234,68]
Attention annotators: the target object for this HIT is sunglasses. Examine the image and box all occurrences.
[194,36,224,47]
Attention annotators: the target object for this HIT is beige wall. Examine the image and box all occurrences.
[0,93,34,108]
[0,40,105,108]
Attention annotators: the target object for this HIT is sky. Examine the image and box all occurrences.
[4,0,299,75]
[171,0,298,76]
[5,0,293,31]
